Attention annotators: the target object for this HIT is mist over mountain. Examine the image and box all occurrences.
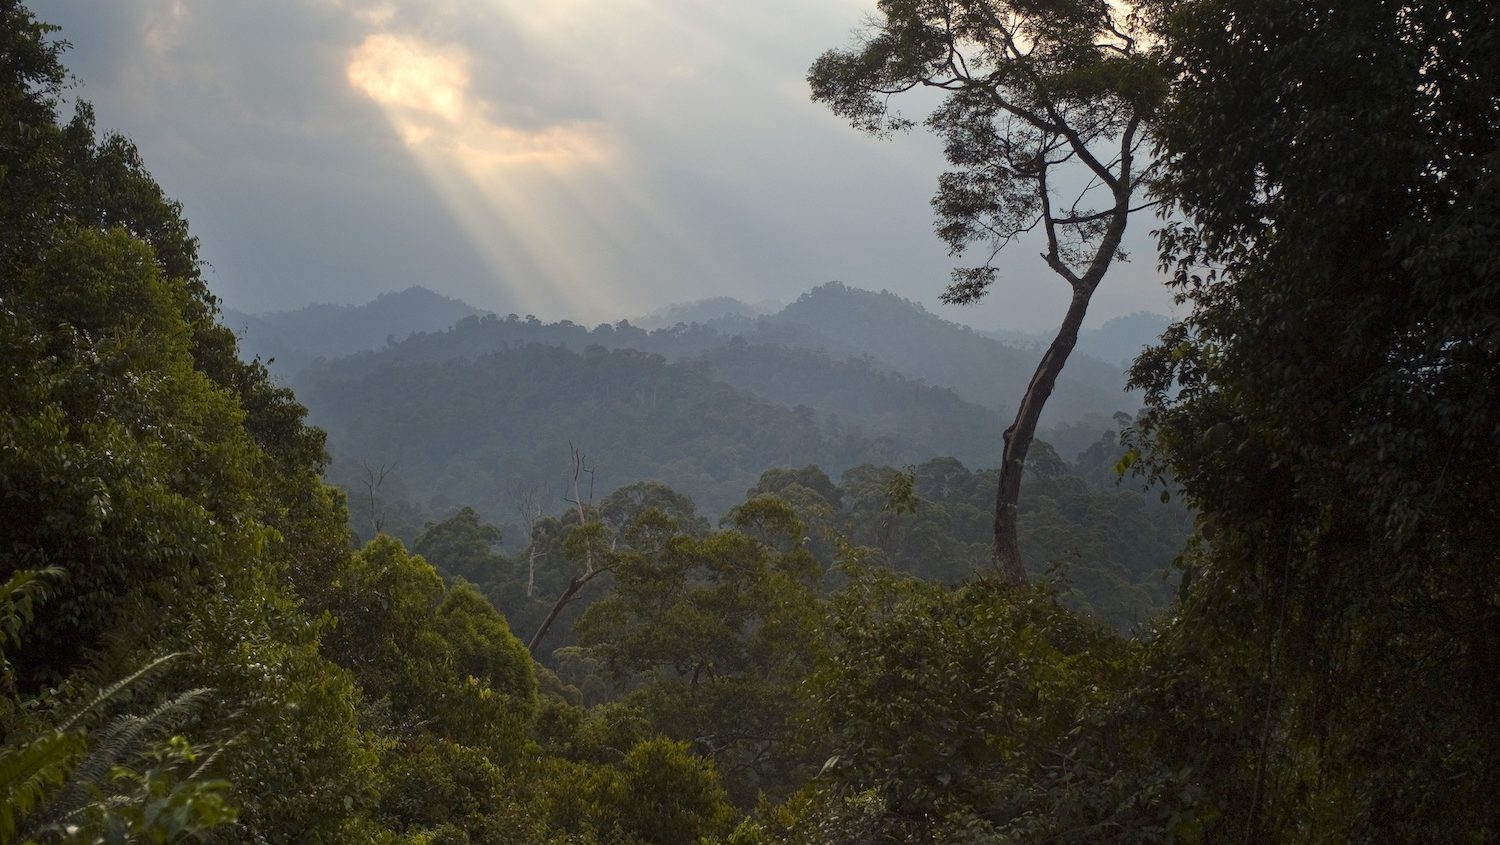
[221,286,487,375]
[294,333,1016,528]
[632,296,782,329]
[691,341,1005,467]
[987,310,1173,367]
[300,343,926,529]
[260,282,1143,414]
[251,282,1156,533]
[765,283,1133,417]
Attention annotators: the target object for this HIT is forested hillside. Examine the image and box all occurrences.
[770,283,1131,416]
[297,338,1033,526]
[632,296,781,329]
[221,287,486,376]
[302,342,909,522]
[238,281,1137,421]
[3,1,1494,844]
[280,284,1142,534]
[228,274,1145,544]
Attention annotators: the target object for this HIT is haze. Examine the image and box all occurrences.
[37,0,1174,330]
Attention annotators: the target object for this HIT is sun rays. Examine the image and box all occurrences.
[344,23,649,319]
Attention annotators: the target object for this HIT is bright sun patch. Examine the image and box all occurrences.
[344,27,627,316]
[346,32,607,167]
[347,33,469,123]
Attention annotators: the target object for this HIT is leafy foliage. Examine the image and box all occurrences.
[573,500,825,805]
[10,2,1489,843]
[783,569,1129,842]
[1121,0,1500,838]
[414,507,505,586]
[0,643,232,845]
[0,729,86,843]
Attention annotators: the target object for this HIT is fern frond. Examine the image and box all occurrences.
[57,652,185,733]
[186,732,240,781]
[136,688,214,737]
[75,687,213,783]
[28,687,215,833]
[45,791,133,829]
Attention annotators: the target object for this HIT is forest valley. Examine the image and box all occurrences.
[2,1,1497,843]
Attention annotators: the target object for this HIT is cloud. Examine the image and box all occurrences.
[37,0,1175,328]
[342,24,624,317]
[347,33,468,124]
[346,32,608,167]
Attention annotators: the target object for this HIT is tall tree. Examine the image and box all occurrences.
[1130,0,1500,837]
[810,0,1164,583]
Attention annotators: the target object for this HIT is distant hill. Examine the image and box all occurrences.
[225,284,1143,425]
[220,286,487,376]
[1078,312,1173,367]
[245,282,1145,529]
[693,341,1006,467]
[764,283,1133,419]
[633,296,781,329]
[298,343,938,525]
[985,311,1172,368]
[296,283,1138,423]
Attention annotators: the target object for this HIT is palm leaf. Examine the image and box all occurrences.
[0,567,66,655]
[0,730,86,843]
[57,652,185,733]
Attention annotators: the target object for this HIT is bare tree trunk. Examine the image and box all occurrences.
[992,182,1133,584]
[360,462,391,538]
[516,488,544,598]
[992,286,1093,584]
[527,569,601,655]
[528,446,607,655]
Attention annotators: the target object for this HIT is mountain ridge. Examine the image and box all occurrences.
[255,282,1154,532]
[222,286,488,374]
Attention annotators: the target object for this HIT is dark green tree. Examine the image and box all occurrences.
[573,500,824,806]
[784,568,1128,843]
[600,481,710,537]
[1,10,392,840]
[414,506,506,586]
[1128,0,1500,838]
[1,8,751,842]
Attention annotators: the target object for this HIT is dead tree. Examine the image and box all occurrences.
[515,486,547,599]
[527,445,615,655]
[359,461,393,537]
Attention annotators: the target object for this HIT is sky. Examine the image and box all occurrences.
[35,0,1175,332]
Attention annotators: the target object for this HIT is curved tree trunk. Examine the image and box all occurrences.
[992,285,1093,584]
[527,569,601,655]
[808,3,1152,588]
[992,186,1133,584]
